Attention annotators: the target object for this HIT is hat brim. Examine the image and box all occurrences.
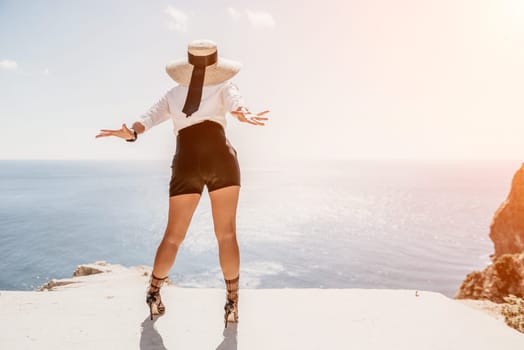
[165,57,242,86]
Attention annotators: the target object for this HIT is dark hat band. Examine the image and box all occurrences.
[182,50,218,118]
[188,51,218,67]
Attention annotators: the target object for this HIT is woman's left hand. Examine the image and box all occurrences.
[231,109,270,126]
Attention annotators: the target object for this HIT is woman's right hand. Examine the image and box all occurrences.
[95,123,135,140]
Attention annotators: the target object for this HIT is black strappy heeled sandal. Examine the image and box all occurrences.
[224,275,239,328]
[146,273,168,320]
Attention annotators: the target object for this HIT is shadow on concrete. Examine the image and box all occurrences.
[139,316,238,350]
[140,317,167,350]
[216,323,238,350]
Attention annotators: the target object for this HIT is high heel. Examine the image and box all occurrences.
[224,275,239,328]
[224,298,238,328]
[146,272,168,320]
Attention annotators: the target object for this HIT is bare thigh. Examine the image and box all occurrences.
[163,193,201,245]
[209,185,241,240]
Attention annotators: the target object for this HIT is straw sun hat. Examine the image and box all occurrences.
[165,39,242,86]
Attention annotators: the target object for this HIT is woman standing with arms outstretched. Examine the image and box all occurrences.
[95,39,269,327]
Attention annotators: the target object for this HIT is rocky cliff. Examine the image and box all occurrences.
[456,164,524,302]
[489,164,524,258]
[455,164,524,332]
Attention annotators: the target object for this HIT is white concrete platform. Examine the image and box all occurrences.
[0,265,523,349]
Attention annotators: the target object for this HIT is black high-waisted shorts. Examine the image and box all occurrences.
[169,120,241,197]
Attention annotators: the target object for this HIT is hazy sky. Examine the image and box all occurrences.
[1,0,523,161]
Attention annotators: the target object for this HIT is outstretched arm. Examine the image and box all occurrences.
[221,82,270,126]
[95,90,171,141]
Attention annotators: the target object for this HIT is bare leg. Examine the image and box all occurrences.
[151,193,201,279]
[210,185,241,326]
[209,185,241,281]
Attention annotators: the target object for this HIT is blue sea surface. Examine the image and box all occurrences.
[0,159,520,297]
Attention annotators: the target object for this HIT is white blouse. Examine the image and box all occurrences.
[133,80,246,136]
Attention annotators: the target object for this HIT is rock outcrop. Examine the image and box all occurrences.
[39,261,114,290]
[455,164,524,333]
[456,163,524,302]
[38,279,80,291]
[489,164,524,259]
[502,295,524,333]
[72,260,113,277]
[37,261,171,291]
[455,253,524,303]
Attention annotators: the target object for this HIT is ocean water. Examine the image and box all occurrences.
[0,158,520,298]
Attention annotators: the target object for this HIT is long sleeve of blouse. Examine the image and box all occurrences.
[221,81,246,112]
[137,92,172,132]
